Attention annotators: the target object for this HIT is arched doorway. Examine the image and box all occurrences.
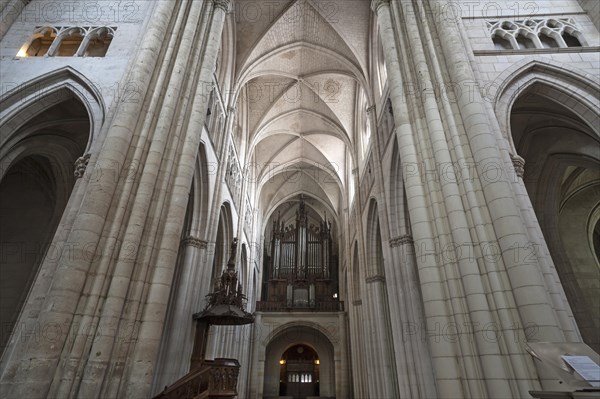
[279,344,320,398]
[263,325,336,398]
[510,82,600,351]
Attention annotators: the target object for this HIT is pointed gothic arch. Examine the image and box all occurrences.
[506,75,600,352]
[493,59,599,148]
[0,75,96,354]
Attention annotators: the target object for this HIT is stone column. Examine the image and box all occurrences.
[371,1,464,396]
[152,236,209,393]
[364,274,397,398]
[337,312,349,399]
[75,1,213,396]
[0,2,179,398]
[248,312,262,399]
[429,0,569,391]
[388,234,437,398]
[349,301,367,398]
[429,0,566,341]
[124,1,232,396]
[405,0,525,395]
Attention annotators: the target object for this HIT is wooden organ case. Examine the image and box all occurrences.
[260,197,340,311]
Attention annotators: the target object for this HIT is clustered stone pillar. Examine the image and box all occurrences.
[430,0,566,343]
[430,0,576,375]
[0,1,232,398]
[372,0,578,396]
[372,1,464,396]
[362,105,399,399]
[125,1,231,396]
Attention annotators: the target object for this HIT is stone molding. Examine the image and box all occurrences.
[389,235,414,247]
[182,236,209,249]
[74,153,91,178]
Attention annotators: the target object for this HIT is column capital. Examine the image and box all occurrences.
[389,234,413,247]
[213,0,231,12]
[366,105,376,114]
[366,275,386,284]
[371,0,391,13]
[182,236,208,249]
[74,153,91,179]
[510,154,525,179]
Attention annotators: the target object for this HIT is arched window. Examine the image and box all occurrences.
[211,204,233,283]
[366,200,384,277]
[492,35,513,50]
[21,27,56,57]
[562,31,582,47]
[82,27,114,56]
[363,110,371,151]
[358,89,371,160]
[55,28,85,56]
[516,34,536,49]
[539,34,559,48]
[376,29,387,96]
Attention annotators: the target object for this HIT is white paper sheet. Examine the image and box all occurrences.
[561,355,600,388]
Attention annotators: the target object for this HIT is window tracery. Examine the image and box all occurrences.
[487,18,585,50]
[18,26,116,57]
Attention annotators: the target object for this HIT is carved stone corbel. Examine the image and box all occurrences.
[74,153,91,179]
[511,154,525,179]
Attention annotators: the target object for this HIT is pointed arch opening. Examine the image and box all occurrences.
[510,82,600,352]
[0,93,90,354]
[212,203,234,283]
[366,199,384,278]
[54,28,85,56]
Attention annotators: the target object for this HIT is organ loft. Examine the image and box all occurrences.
[260,196,340,311]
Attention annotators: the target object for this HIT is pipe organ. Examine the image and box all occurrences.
[263,197,339,310]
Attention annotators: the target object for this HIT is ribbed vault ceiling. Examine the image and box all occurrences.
[234,0,372,218]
